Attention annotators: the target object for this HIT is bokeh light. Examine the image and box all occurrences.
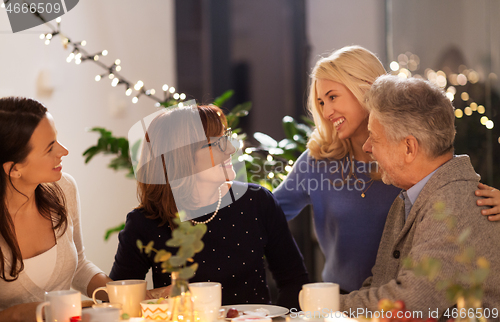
[398,54,409,65]
[449,74,458,86]
[390,61,399,71]
[457,74,467,86]
[447,86,456,95]
[468,70,479,84]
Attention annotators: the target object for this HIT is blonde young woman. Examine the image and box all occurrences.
[273,45,500,294]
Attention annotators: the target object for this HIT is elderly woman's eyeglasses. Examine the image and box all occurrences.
[201,128,240,153]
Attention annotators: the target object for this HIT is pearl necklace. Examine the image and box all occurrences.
[190,185,222,225]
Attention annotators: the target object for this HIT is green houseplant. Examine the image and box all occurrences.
[137,213,207,322]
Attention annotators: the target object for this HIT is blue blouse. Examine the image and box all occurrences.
[273,150,401,292]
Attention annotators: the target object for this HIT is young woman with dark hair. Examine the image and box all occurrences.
[0,97,111,322]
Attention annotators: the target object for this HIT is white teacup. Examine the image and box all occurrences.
[83,307,121,322]
[36,290,81,322]
[299,282,339,313]
[189,282,222,322]
[92,279,147,317]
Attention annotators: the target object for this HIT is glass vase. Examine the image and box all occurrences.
[168,271,195,322]
[455,297,487,322]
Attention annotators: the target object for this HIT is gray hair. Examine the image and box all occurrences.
[365,75,456,158]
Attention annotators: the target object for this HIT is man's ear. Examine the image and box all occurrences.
[2,161,20,178]
[403,135,419,163]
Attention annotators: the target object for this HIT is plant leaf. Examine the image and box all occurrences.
[191,224,207,239]
[169,255,186,267]
[295,123,312,137]
[402,257,413,269]
[178,263,199,279]
[231,102,252,117]
[300,115,315,127]
[178,245,195,259]
[254,132,278,148]
[213,90,234,107]
[166,238,182,248]
[457,228,471,244]
[154,250,172,263]
[446,284,464,302]
[180,234,196,247]
[82,146,99,163]
[144,241,155,254]
[282,116,298,139]
[104,222,125,240]
[472,268,489,284]
[268,148,284,155]
[193,240,204,253]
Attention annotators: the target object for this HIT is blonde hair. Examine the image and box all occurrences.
[307,45,387,160]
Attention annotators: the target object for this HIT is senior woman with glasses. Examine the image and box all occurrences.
[109,104,309,309]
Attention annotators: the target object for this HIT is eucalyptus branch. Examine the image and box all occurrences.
[137,213,207,280]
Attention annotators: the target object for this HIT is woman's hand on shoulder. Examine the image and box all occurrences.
[0,302,41,322]
[476,183,500,221]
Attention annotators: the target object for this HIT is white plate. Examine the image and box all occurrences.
[222,304,289,319]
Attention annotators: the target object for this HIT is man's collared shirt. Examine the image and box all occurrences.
[400,168,438,221]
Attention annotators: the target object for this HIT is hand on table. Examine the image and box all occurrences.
[0,302,41,322]
[146,285,171,299]
[476,183,500,221]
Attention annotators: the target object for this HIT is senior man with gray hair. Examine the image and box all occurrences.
[340,75,500,321]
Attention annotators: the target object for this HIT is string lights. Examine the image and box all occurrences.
[390,52,496,131]
[2,1,186,107]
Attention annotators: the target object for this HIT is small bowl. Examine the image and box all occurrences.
[140,299,169,320]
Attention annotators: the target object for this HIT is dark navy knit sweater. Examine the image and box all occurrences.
[110,182,309,309]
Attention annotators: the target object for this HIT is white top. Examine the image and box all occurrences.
[0,173,104,310]
[23,244,58,289]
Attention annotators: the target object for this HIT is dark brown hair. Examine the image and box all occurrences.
[136,105,227,229]
[0,97,68,281]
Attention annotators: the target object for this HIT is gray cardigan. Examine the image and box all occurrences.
[0,173,103,310]
[340,155,500,321]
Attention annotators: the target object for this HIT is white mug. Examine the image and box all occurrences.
[189,282,222,322]
[299,282,339,313]
[82,307,121,322]
[92,280,147,317]
[36,290,81,322]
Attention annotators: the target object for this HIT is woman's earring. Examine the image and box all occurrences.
[18,173,21,178]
